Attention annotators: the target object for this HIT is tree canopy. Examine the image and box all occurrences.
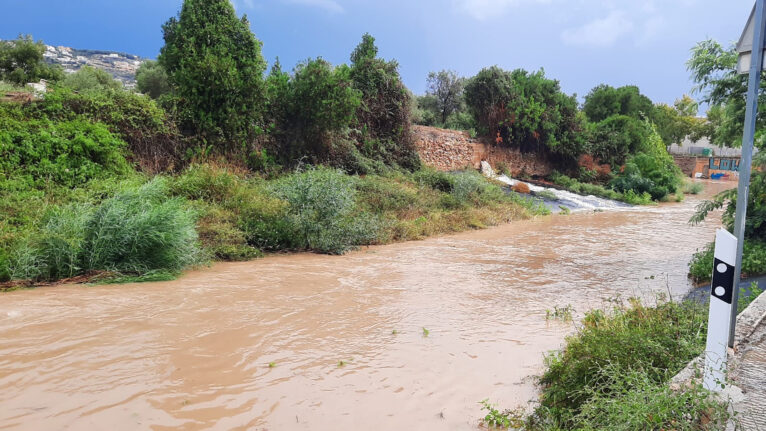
[158,0,267,149]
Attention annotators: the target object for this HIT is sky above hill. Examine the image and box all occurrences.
[1,0,755,105]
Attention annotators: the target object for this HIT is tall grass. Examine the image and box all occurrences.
[8,178,201,281]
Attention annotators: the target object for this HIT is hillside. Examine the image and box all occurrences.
[43,44,144,86]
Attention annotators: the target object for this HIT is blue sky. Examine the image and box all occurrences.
[0,0,754,104]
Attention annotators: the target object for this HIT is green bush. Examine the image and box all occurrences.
[80,178,200,274]
[449,170,505,206]
[611,147,682,202]
[689,240,766,283]
[568,366,729,430]
[588,115,651,167]
[464,66,585,159]
[0,104,129,190]
[582,84,655,123]
[61,66,123,93]
[135,60,170,99]
[40,86,182,172]
[535,300,709,427]
[266,58,361,166]
[271,167,380,254]
[413,168,456,193]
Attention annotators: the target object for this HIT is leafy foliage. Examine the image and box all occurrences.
[349,34,420,171]
[587,115,651,167]
[271,167,379,254]
[582,84,655,123]
[425,70,466,124]
[0,35,62,85]
[464,66,585,160]
[39,86,183,172]
[159,0,267,148]
[266,58,361,166]
[532,300,718,429]
[136,60,170,99]
[0,103,129,190]
[61,66,123,93]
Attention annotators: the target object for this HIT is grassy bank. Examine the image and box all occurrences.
[481,297,742,430]
[0,164,547,287]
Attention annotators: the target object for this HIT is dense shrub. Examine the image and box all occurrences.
[689,240,766,283]
[8,179,201,281]
[159,0,267,147]
[612,152,682,201]
[271,167,380,254]
[413,168,456,192]
[60,66,123,93]
[534,300,710,428]
[39,87,183,172]
[266,58,361,165]
[135,60,170,99]
[587,115,651,167]
[0,104,129,190]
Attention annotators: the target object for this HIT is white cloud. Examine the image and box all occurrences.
[454,0,550,21]
[560,10,633,47]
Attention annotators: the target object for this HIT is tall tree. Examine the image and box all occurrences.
[158,0,266,149]
[348,33,420,170]
[426,70,465,124]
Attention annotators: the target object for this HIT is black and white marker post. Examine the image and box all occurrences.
[703,229,738,391]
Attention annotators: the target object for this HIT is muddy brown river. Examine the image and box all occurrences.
[0,182,732,430]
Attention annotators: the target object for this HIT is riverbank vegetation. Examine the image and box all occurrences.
[482,297,740,430]
[685,38,766,283]
[415,70,694,203]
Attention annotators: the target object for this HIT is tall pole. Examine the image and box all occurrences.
[729,0,766,348]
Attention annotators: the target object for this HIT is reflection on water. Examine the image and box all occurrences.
[0,181,732,430]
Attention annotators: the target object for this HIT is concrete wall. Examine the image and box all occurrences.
[412,125,554,176]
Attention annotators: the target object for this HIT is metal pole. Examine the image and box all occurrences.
[729,0,766,348]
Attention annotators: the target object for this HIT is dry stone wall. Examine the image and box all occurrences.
[412,125,554,177]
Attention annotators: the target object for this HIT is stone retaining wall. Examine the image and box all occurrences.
[412,125,554,177]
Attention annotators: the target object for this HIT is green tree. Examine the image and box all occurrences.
[582,84,655,123]
[686,39,764,148]
[61,66,122,93]
[158,0,267,149]
[136,60,170,99]
[464,66,585,159]
[272,58,361,162]
[348,33,420,170]
[652,96,707,146]
[426,70,466,124]
[588,115,651,167]
[0,35,62,85]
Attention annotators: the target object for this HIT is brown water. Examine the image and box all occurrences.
[0,182,733,430]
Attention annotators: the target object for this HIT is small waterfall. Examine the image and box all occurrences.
[480,161,631,212]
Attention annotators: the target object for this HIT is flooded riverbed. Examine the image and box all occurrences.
[0,182,733,430]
